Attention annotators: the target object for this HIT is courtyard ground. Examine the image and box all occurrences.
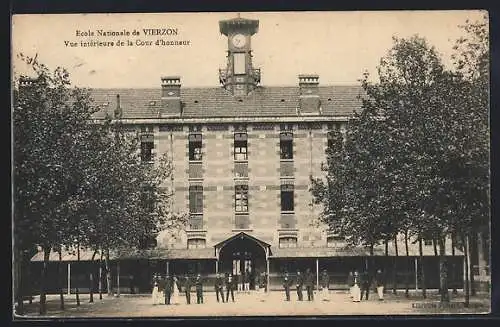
[15,289,490,318]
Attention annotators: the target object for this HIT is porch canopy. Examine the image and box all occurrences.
[213,231,272,257]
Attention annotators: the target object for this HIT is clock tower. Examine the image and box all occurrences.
[219,15,261,96]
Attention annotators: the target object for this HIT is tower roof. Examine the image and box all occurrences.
[219,16,259,36]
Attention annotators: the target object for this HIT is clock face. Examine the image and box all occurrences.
[232,34,247,48]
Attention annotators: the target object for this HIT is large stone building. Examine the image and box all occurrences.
[30,16,468,294]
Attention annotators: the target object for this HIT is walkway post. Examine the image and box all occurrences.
[166,260,170,275]
[316,258,319,292]
[414,257,418,291]
[116,261,120,297]
[265,247,270,292]
[67,263,71,295]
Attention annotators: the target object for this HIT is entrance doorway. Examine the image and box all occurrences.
[217,232,269,290]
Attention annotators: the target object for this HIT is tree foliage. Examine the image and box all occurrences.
[311,17,489,303]
[13,54,186,314]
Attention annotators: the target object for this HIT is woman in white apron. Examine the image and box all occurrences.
[351,271,361,302]
[152,274,159,305]
[171,276,180,305]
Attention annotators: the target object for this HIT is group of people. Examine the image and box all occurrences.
[151,273,204,305]
[151,268,386,306]
[282,268,318,302]
[281,268,385,303]
[347,269,385,302]
[152,271,264,305]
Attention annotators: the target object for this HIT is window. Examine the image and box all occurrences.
[281,184,294,212]
[424,239,433,246]
[189,185,203,214]
[280,132,293,159]
[189,134,203,161]
[327,131,335,149]
[234,133,248,160]
[234,53,245,75]
[279,237,297,248]
[140,133,154,162]
[327,235,344,247]
[187,238,206,249]
[235,185,249,212]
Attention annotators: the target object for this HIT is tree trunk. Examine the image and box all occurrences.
[438,236,449,302]
[463,234,470,308]
[433,238,439,295]
[470,233,477,296]
[39,247,50,315]
[418,237,426,299]
[14,249,24,315]
[392,235,398,294]
[89,250,98,303]
[99,251,103,300]
[384,238,389,294]
[75,245,80,306]
[105,248,113,296]
[58,250,64,310]
[404,231,410,298]
[451,233,457,295]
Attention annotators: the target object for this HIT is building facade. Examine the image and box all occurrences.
[30,16,466,294]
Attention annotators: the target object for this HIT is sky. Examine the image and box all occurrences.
[12,10,487,88]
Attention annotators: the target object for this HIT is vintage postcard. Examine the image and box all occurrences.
[11,11,490,318]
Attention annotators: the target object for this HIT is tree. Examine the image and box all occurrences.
[13,54,99,314]
[13,54,187,314]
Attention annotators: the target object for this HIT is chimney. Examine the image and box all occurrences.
[114,94,122,119]
[298,74,320,115]
[161,76,182,116]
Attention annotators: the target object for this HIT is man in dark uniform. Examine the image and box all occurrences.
[360,269,371,301]
[296,270,304,301]
[305,268,314,301]
[226,273,235,302]
[282,271,292,301]
[184,274,192,304]
[195,273,204,304]
[214,273,225,303]
[164,274,172,305]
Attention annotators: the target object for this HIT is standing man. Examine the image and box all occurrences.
[254,269,260,292]
[375,269,385,301]
[296,270,304,301]
[195,273,204,304]
[244,268,251,294]
[352,271,361,302]
[347,271,354,298]
[158,274,166,304]
[214,273,225,303]
[184,274,192,304]
[282,271,292,301]
[305,268,314,301]
[164,274,172,305]
[320,269,329,301]
[226,273,235,302]
[360,269,371,301]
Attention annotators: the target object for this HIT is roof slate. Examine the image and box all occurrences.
[89,85,364,120]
